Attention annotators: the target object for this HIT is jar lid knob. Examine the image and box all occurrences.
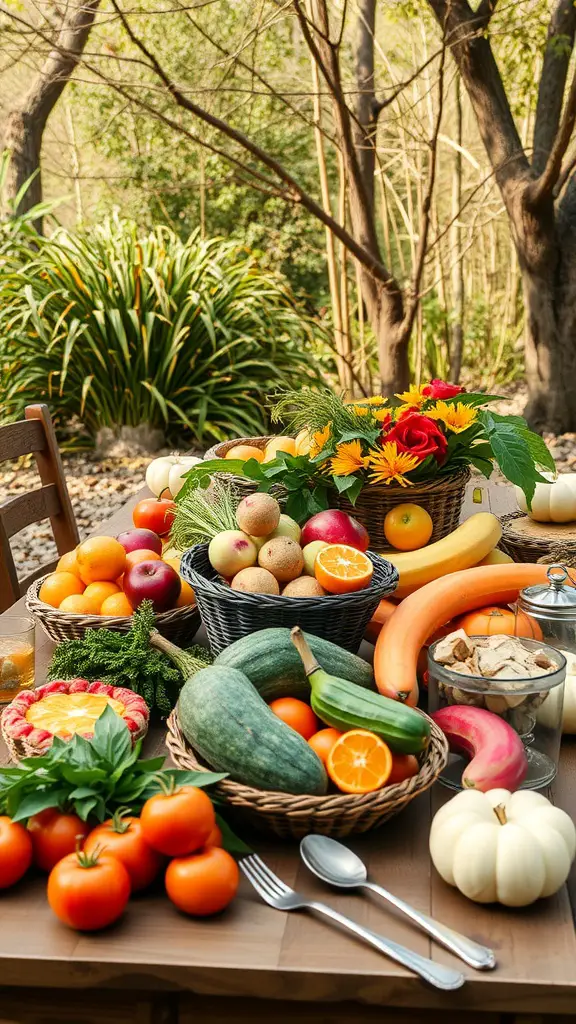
[547,564,570,589]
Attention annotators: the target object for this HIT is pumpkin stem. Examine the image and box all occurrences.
[493,804,507,826]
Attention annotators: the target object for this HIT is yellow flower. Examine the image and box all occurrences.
[349,395,388,407]
[349,404,370,417]
[395,384,428,409]
[309,423,332,457]
[373,407,392,424]
[330,440,369,477]
[368,442,421,487]
[428,401,477,433]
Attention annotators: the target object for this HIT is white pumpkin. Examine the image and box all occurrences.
[516,473,576,523]
[556,649,576,734]
[145,455,201,498]
[430,788,576,907]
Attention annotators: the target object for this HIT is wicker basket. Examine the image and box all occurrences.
[180,543,398,655]
[499,511,576,565]
[204,435,286,499]
[26,575,201,645]
[166,708,448,839]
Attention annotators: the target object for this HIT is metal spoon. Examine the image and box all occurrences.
[300,834,496,971]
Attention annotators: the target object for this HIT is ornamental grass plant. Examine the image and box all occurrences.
[0,216,322,444]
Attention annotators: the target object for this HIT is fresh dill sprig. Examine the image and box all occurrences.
[270,387,370,437]
[170,478,239,551]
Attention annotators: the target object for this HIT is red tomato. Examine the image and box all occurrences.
[0,816,33,889]
[84,815,163,892]
[28,809,90,873]
[387,754,419,786]
[206,823,223,847]
[132,498,176,537]
[47,849,131,931]
[165,846,239,916]
[140,786,215,857]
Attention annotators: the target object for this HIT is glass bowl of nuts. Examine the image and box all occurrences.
[427,631,566,791]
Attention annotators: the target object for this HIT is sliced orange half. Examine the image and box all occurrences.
[327,729,392,794]
[314,544,373,594]
[26,693,126,738]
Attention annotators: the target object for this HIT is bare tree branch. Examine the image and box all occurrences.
[474,0,499,30]
[533,0,576,175]
[527,66,576,206]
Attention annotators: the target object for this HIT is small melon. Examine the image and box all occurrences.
[302,540,329,575]
[236,493,281,537]
[258,536,304,583]
[282,576,326,598]
[267,514,301,543]
[294,428,313,456]
[263,436,296,463]
[208,530,257,576]
[225,445,264,463]
[231,567,280,595]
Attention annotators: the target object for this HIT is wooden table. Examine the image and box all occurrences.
[1,480,576,1024]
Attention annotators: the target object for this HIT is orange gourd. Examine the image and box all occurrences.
[364,598,399,644]
[454,604,543,641]
[374,564,552,706]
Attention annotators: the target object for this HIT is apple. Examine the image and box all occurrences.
[117,528,163,556]
[123,560,181,612]
[300,510,369,551]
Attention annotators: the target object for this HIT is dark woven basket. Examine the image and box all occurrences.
[335,467,471,551]
[499,511,576,565]
[180,543,398,655]
[26,575,201,645]
[166,708,448,839]
[204,435,286,500]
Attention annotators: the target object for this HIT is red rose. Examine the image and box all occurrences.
[423,379,465,400]
[385,412,448,463]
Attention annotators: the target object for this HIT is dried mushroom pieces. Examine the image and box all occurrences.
[434,630,556,680]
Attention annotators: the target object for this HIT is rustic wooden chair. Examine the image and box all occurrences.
[0,405,79,612]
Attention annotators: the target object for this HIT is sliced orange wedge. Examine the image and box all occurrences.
[26,693,126,738]
[327,729,392,794]
[314,544,373,594]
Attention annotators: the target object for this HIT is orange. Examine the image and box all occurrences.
[39,572,85,608]
[315,544,373,594]
[58,594,93,614]
[56,550,82,578]
[308,727,343,765]
[327,729,393,794]
[165,846,239,916]
[125,549,162,571]
[100,592,133,617]
[163,555,181,573]
[294,428,313,456]
[82,581,121,614]
[263,436,296,462]
[268,697,318,740]
[176,579,195,607]
[387,753,419,786]
[26,692,126,738]
[225,445,264,463]
[384,503,433,552]
[76,536,126,584]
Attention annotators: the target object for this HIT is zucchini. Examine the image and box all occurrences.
[311,674,430,754]
[178,666,328,795]
[214,627,374,700]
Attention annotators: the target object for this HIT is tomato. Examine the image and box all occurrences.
[307,727,343,765]
[141,786,215,857]
[84,814,163,892]
[387,754,419,786]
[28,809,90,873]
[132,498,176,538]
[0,816,33,889]
[206,823,223,848]
[268,697,318,740]
[383,503,433,552]
[47,849,131,931]
[165,846,239,916]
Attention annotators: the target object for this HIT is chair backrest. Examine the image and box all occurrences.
[0,405,79,612]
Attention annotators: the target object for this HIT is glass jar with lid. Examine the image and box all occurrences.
[518,564,576,652]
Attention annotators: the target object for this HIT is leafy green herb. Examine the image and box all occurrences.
[171,477,239,549]
[0,705,226,824]
[46,603,212,716]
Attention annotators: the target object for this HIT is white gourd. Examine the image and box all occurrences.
[145,456,201,498]
[430,788,576,907]
[516,473,576,523]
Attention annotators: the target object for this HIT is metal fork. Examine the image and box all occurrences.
[240,854,465,991]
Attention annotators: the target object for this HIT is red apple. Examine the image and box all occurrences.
[117,528,163,556]
[300,510,370,551]
[123,560,181,612]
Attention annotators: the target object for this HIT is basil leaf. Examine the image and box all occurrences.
[90,705,132,764]
[11,790,69,823]
[216,814,252,855]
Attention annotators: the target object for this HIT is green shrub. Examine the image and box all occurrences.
[0,216,322,443]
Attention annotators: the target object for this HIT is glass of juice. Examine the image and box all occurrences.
[0,617,35,703]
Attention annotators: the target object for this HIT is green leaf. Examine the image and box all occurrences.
[285,489,315,523]
[485,427,547,505]
[73,796,100,821]
[10,791,66,823]
[444,393,503,407]
[241,458,266,480]
[90,705,133,765]
[344,477,364,505]
[216,814,252,855]
[468,456,494,478]
[338,429,380,445]
[331,474,358,494]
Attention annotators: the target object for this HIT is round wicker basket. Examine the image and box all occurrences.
[26,575,201,645]
[166,708,448,839]
[204,435,285,499]
[180,543,398,655]
[499,511,576,565]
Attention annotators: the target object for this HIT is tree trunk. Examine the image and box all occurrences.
[450,77,465,383]
[1,1,101,230]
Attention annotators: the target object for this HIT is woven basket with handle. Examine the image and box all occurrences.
[204,436,470,548]
[499,511,576,565]
[166,708,448,839]
[26,575,201,645]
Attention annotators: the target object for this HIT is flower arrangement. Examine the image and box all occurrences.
[180,380,555,523]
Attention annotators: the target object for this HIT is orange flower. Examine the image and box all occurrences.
[309,423,332,457]
[330,440,369,477]
[368,442,421,487]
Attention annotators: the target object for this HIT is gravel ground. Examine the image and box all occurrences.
[3,388,576,584]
